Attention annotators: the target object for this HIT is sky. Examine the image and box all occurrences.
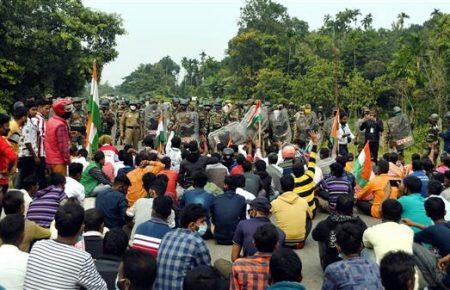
[83,0,450,86]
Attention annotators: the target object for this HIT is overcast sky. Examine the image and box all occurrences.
[83,0,450,86]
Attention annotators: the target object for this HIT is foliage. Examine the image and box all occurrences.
[0,0,125,110]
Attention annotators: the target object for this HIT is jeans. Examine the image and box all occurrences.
[368,141,380,163]
[17,157,36,189]
[338,144,349,158]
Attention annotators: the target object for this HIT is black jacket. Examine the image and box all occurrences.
[312,214,367,270]
[95,255,121,290]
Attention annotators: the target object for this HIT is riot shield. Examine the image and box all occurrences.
[269,109,291,143]
[175,111,199,143]
[240,104,269,141]
[208,122,247,149]
[144,104,162,136]
[387,114,414,149]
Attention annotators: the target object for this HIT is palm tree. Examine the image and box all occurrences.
[362,13,373,30]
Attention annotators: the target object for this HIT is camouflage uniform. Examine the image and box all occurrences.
[144,101,162,138]
[70,97,86,148]
[120,103,141,149]
[174,99,199,142]
[209,107,225,132]
[295,105,319,141]
[386,106,413,155]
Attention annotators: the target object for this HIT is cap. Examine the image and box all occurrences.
[53,98,73,117]
[180,98,189,106]
[305,104,312,109]
[393,106,401,113]
[223,147,234,155]
[248,197,271,214]
[430,113,439,120]
[72,97,82,103]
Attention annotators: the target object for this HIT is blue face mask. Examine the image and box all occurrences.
[197,223,208,236]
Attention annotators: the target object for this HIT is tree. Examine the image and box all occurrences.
[0,0,125,108]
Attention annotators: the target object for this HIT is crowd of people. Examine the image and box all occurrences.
[0,97,449,290]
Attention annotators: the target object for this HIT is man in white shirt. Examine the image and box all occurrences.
[363,199,414,264]
[165,132,182,172]
[65,163,85,204]
[32,99,51,188]
[17,101,39,188]
[337,113,354,158]
[0,214,29,290]
[233,175,255,219]
[72,148,89,170]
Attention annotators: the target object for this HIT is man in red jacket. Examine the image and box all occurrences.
[0,113,18,206]
[45,99,73,176]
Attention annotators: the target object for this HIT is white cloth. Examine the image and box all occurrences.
[337,123,355,145]
[65,176,85,204]
[129,198,176,244]
[113,161,126,177]
[71,157,89,171]
[0,244,29,290]
[236,187,255,219]
[442,188,450,202]
[31,113,46,157]
[363,221,414,264]
[19,117,39,157]
[165,131,182,172]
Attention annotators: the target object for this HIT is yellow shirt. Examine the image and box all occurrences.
[271,191,313,242]
[7,120,20,153]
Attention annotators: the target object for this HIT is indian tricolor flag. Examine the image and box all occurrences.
[154,113,166,151]
[85,61,101,153]
[246,100,263,128]
[352,142,372,187]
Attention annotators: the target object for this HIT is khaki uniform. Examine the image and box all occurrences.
[209,110,224,132]
[120,111,141,149]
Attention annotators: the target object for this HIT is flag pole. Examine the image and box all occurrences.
[258,118,262,149]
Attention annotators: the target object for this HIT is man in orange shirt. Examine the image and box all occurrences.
[356,160,398,218]
[126,152,164,207]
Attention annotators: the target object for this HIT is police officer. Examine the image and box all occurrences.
[174,98,199,142]
[120,100,141,149]
[386,106,413,156]
[101,99,115,136]
[209,99,225,132]
[70,97,86,149]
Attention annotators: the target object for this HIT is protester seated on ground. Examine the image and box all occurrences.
[404,153,421,176]
[211,175,246,245]
[422,157,436,180]
[398,176,432,233]
[155,204,211,290]
[334,155,356,188]
[0,214,28,290]
[230,153,245,176]
[72,148,89,170]
[164,133,182,172]
[316,147,335,178]
[356,159,397,218]
[403,197,450,286]
[222,147,237,172]
[436,154,450,174]
[279,144,297,176]
[363,199,414,264]
[316,162,353,213]
[95,173,129,230]
[232,197,285,260]
[24,201,107,289]
[312,195,367,270]
[380,251,418,290]
[95,228,129,290]
[15,175,36,216]
[233,174,255,218]
[442,170,450,202]
[240,160,261,196]
[344,153,354,172]
[206,152,229,190]
[98,135,119,164]
[81,208,105,259]
[271,175,312,249]
[116,150,134,177]
[407,159,430,198]
[181,171,215,238]
[80,151,112,198]
[65,162,85,204]
[255,160,273,199]
[158,156,178,204]
[322,222,382,290]
[266,152,282,195]
[132,195,173,257]
[231,223,279,290]
[183,265,229,290]
[130,174,175,241]
[426,179,450,220]
[26,173,67,228]
[117,249,157,290]
[178,142,218,188]
[1,190,50,252]
[388,152,405,180]
[267,248,305,290]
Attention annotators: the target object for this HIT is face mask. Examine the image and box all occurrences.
[63,112,72,119]
[115,275,126,290]
[197,223,207,236]
[130,105,136,111]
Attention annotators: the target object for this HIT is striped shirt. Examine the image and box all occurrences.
[31,113,46,157]
[24,239,107,290]
[132,217,171,258]
[26,185,67,228]
[319,176,352,212]
[292,146,317,212]
[231,253,271,290]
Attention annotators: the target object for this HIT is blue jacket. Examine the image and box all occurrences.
[95,188,128,229]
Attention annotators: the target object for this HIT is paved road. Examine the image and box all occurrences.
[205,212,379,289]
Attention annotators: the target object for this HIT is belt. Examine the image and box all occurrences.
[127,126,139,129]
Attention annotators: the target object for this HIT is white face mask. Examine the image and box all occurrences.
[130,105,136,111]
[197,223,208,236]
